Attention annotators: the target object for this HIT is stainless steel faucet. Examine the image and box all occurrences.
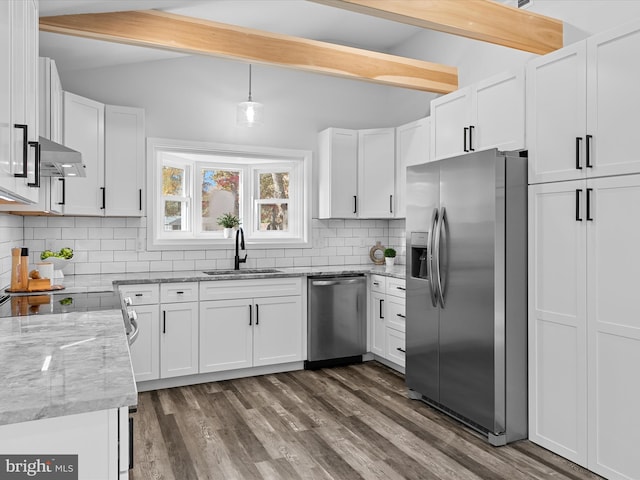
[234,227,247,270]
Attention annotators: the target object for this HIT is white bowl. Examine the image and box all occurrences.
[45,257,71,277]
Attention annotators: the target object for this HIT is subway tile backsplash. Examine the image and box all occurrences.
[15,216,407,278]
[0,214,24,288]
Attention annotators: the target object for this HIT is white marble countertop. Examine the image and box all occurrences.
[44,264,406,292]
[0,310,137,426]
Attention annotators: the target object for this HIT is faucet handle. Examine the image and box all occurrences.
[241,254,248,263]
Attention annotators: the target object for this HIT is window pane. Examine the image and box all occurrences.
[259,172,289,199]
[162,166,185,196]
[164,201,185,231]
[201,169,240,232]
[259,203,288,231]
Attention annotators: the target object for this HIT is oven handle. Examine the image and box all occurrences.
[128,310,139,345]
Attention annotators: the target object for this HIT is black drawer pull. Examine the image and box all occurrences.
[397,313,406,318]
[176,291,184,295]
[135,293,143,297]
[396,347,406,353]
[396,286,406,291]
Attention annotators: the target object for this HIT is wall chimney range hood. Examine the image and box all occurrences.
[38,136,85,177]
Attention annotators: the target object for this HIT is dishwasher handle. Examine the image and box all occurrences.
[311,279,363,287]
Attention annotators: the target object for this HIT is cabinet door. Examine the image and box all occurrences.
[385,327,405,368]
[370,291,386,357]
[160,302,198,378]
[528,181,587,466]
[586,175,640,479]
[0,0,15,197]
[431,86,472,161]
[395,117,430,218]
[105,105,145,216]
[587,20,640,178]
[199,299,252,373]
[63,91,105,215]
[318,128,357,219]
[358,128,395,218]
[253,296,302,366]
[129,304,160,382]
[527,43,587,184]
[474,69,525,152]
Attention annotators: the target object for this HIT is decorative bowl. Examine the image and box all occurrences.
[47,257,72,278]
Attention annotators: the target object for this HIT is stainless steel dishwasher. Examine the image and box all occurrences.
[305,274,366,369]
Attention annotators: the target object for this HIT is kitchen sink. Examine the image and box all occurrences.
[202,269,282,275]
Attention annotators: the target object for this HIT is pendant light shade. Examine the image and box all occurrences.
[237,64,263,127]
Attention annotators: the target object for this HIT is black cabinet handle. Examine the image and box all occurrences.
[389,195,393,214]
[129,417,134,470]
[353,195,357,214]
[57,178,66,205]
[256,304,259,325]
[397,313,406,318]
[176,291,184,295]
[396,347,406,353]
[586,135,593,168]
[100,186,106,210]
[379,299,384,319]
[162,310,166,334]
[397,286,406,291]
[13,124,28,178]
[27,141,40,188]
[463,127,469,152]
[135,293,143,297]
[576,137,583,170]
[249,305,252,326]
[139,188,142,211]
[586,188,593,221]
[469,125,475,151]
[576,189,583,222]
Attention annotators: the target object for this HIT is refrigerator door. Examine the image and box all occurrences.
[437,149,504,433]
[406,162,441,401]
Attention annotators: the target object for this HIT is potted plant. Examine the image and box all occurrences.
[217,212,240,238]
[384,247,396,267]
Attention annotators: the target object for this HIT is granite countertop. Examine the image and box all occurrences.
[52,264,407,292]
[0,310,137,426]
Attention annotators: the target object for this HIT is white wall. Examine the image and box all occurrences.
[0,214,24,288]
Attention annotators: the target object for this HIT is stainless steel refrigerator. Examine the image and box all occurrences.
[405,148,527,446]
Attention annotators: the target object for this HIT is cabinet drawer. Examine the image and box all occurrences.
[386,277,406,298]
[161,282,199,303]
[386,328,406,367]
[200,277,302,301]
[119,284,159,305]
[370,274,386,294]
[386,296,406,332]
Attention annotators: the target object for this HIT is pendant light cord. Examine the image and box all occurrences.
[248,64,253,102]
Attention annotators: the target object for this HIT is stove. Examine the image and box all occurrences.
[0,291,121,318]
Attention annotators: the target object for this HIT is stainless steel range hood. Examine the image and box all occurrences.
[39,136,85,177]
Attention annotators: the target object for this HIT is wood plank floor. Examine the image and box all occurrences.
[130,362,602,480]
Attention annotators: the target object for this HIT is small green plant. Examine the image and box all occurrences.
[216,212,240,229]
[41,247,74,260]
[384,248,396,258]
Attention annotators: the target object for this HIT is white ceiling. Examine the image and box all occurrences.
[39,0,425,72]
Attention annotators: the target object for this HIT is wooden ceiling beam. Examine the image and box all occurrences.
[311,0,563,55]
[39,10,458,93]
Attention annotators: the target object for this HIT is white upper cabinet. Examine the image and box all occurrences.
[63,92,145,217]
[104,105,145,216]
[358,128,395,219]
[586,20,640,179]
[318,127,395,219]
[527,43,586,184]
[63,91,105,216]
[318,127,358,219]
[528,19,640,184]
[395,117,430,218]
[431,69,525,161]
[0,0,39,204]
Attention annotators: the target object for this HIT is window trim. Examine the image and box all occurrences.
[147,137,312,250]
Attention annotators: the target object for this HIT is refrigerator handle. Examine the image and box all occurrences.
[434,206,446,308]
[427,208,439,307]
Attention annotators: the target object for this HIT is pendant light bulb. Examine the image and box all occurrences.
[237,64,263,127]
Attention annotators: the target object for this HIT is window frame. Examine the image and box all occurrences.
[147,138,312,250]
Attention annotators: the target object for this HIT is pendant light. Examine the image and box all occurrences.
[236,64,263,127]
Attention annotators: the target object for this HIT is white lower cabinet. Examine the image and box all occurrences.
[129,304,159,382]
[199,278,303,373]
[0,407,129,480]
[160,302,198,378]
[529,175,640,479]
[369,274,405,370]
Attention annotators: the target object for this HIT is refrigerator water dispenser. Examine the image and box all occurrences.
[410,231,429,279]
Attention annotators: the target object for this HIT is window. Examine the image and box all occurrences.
[148,138,311,249]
